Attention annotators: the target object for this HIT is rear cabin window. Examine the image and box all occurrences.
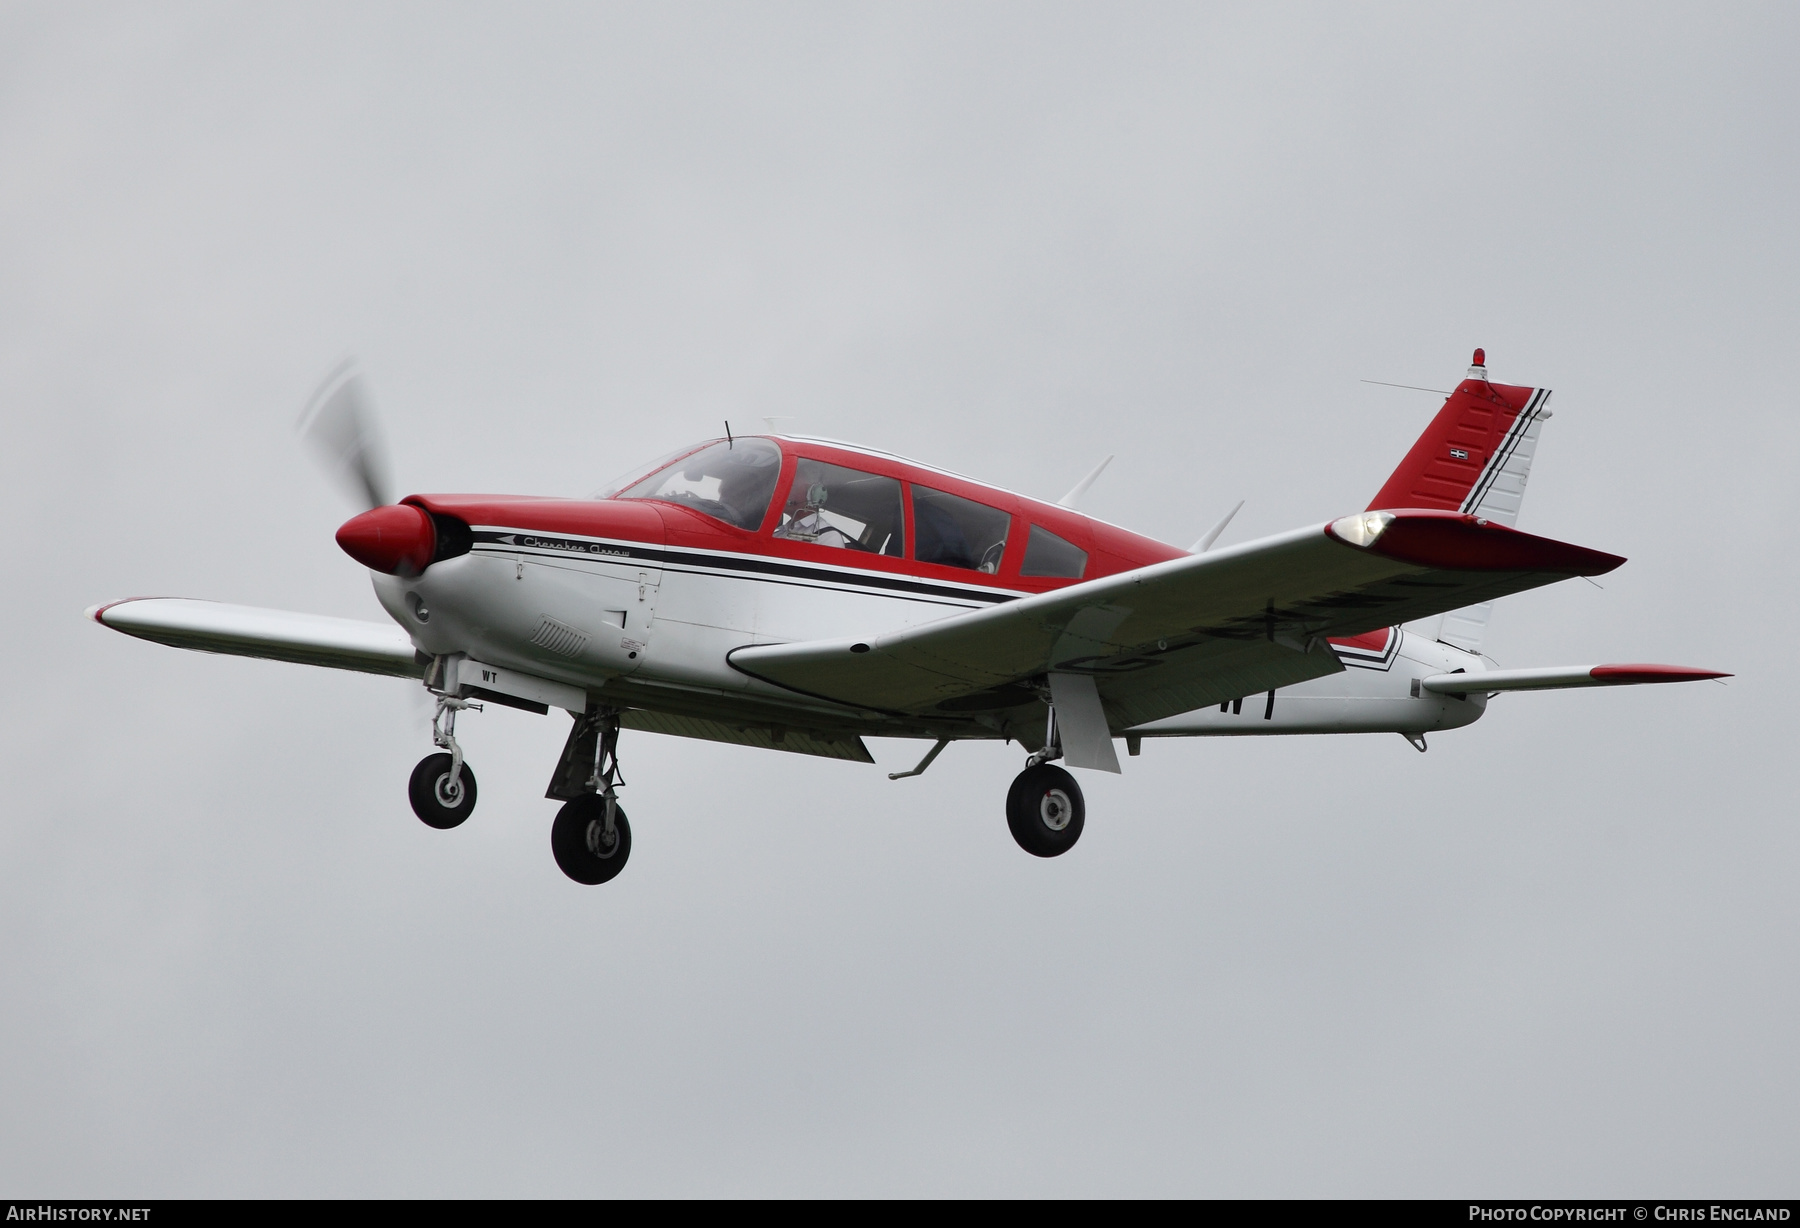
[617,438,783,531]
[1019,524,1088,578]
[912,485,1011,574]
[773,459,906,556]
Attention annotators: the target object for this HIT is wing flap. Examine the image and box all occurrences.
[88,598,422,679]
[730,511,1625,728]
[1048,672,1122,772]
[619,709,875,762]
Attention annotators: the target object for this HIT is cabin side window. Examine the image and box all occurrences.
[616,438,783,531]
[912,485,1011,574]
[1019,524,1088,579]
[773,459,906,556]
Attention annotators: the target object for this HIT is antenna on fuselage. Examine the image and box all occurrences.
[1056,455,1113,509]
[724,420,734,448]
[1190,500,1244,553]
[1359,379,1451,395]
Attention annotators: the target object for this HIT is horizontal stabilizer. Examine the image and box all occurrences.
[1421,664,1729,694]
[87,597,422,678]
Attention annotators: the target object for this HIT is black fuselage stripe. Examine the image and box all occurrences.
[658,564,984,609]
[468,532,1022,605]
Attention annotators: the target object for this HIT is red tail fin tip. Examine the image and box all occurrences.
[1368,356,1551,527]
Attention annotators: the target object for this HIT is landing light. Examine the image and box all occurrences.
[1329,510,1395,548]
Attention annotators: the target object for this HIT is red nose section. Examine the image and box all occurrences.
[336,504,436,575]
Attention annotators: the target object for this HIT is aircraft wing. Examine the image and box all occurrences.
[87,597,423,678]
[728,510,1626,733]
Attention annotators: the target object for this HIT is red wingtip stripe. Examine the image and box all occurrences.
[86,597,161,624]
[1590,665,1732,684]
[1357,509,1626,576]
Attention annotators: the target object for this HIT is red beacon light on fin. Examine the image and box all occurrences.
[1468,347,1488,380]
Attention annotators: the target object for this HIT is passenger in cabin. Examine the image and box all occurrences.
[912,497,972,568]
[778,482,856,548]
[774,460,906,555]
[913,485,1010,573]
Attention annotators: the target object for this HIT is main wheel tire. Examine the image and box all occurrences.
[409,752,477,829]
[1006,763,1085,857]
[551,796,633,885]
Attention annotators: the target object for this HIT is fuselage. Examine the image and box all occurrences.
[372,434,1490,743]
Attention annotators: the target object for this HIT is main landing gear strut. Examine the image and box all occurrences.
[409,694,481,829]
[895,706,1090,858]
[547,706,633,885]
[1006,702,1085,858]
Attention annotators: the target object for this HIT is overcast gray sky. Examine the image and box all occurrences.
[3,2,1795,1197]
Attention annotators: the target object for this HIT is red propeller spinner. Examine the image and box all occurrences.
[336,504,436,575]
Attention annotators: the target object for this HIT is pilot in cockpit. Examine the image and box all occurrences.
[776,482,855,548]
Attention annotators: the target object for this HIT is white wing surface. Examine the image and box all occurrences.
[88,598,422,678]
[729,511,1626,730]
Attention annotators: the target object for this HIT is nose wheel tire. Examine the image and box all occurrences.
[409,752,477,829]
[551,796,633,884]
[1006,763,1085,857]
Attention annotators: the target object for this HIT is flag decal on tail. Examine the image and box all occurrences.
[1449,447,1468,460]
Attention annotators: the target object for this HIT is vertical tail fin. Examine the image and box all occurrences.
[1371,350,1553,651]
[1368,349,1553,526]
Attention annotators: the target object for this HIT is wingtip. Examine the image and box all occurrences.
[1351,509,1629,576]
[85,597,168,626]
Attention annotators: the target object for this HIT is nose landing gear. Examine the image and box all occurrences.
[410,694,481,828]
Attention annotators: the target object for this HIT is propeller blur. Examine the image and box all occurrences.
[298,361,393,512]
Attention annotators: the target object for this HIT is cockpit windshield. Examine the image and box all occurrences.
[615,438,783,531]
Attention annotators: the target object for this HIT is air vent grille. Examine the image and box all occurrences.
[529,616,589,658]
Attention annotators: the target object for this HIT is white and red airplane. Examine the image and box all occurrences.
[88,350,1725,885]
